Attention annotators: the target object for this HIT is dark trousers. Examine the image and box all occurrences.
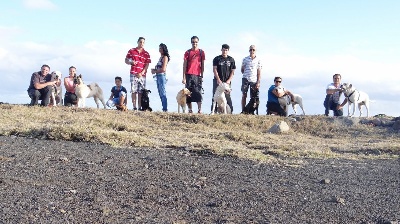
[64,92,78,106]
[323,94,343,116]
[266,101,287,116]
[211,79,233,113]
[27,86,52,106]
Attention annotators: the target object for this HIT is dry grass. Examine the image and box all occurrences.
[0,104,399,163]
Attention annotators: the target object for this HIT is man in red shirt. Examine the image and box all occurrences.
[182,36,205,114]
[125,37,151,110]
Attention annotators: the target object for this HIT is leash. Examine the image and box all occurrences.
[345,89,359,103]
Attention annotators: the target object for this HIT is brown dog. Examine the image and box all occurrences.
[176,88,191,113]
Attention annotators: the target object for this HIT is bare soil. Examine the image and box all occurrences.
[1,136,399,223]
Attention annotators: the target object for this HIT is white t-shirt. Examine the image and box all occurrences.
[242,56,262,82]
[326,83,341,103]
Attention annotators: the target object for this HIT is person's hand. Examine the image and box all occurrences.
[337,105,343,110]
[256,82,260,89]
[182,79,186,84]
[217,79,223,85]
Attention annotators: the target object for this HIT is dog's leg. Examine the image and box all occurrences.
[210,101,216,115]
[93,96,100,109]
[299,103,305,115]
[351,101,356,117]
[358,103,363,117]
[292,103,297,115]
[101,99,107,109]
[347,102,351,117]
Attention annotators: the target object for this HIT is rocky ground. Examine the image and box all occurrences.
[0,136,399,223]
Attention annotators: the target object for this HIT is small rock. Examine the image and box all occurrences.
[332,196,345,204]
[372,118,382,126]
[268,121,290,134]
[59,157,69,162]
[393,120,400,130]
[60,209,66,214]
[199,176,207,181]
[320,179,331,184]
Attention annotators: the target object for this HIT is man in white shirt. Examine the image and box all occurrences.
[324,73,347,116]
[240,45,262,112]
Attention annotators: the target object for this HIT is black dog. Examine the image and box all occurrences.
[140,89,152,112]
[187,79,203,104]
[242,87,260,115]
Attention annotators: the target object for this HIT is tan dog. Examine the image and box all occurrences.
[176,88,191,113]
[74,74,106,109]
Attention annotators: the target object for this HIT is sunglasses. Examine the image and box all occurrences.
[191,41,198,44]
[249,49,255,51]
[275,80,282,83]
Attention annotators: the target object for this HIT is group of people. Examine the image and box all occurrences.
[27,35,348,117]
[123,36,263,114]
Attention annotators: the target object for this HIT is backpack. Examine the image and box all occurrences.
[186,48,203,65]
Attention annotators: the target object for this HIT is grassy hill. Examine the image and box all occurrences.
[1,104,399,163]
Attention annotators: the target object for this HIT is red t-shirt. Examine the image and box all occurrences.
[126,48,151,76]
[184,49,205,76]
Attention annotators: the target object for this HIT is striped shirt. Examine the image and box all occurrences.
[242,56,262,82]
[126,48,151,76]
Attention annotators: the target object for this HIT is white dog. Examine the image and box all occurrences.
[276,87,305,116]
[176,88,191,113]
[74,74,106,109]
[49,71,62,106]
[210,82,231,115]
[285,94,305,116]
[340,83,370,117]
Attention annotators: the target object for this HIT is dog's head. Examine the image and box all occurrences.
[181,88,191,97]
[142,89,151,97]
[74,74,83,85]
[340,83,354,94]
[51,71,62,81]
[219,82,231,93]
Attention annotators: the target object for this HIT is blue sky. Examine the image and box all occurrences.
[1,0,399,116]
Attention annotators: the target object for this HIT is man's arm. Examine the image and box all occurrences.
[213,66,221,84]
[256,67,261,89]
[182,60,187,84]
[226,69,235,84]
[140,63,149,76]
[34,82,56,90]
[326,88,341,95]
[337,98,348,110]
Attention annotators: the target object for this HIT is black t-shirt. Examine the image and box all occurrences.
[28,71,52,91]
[212,55,236,82]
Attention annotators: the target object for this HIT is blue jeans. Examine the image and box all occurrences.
[156,74,168,111]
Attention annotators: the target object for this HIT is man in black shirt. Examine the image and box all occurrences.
[27,64,60,106]
[212,44,236,113]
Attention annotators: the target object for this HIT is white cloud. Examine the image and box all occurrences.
[22,0,57,10]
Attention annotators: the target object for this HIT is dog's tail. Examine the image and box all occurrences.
[94,84,103,95]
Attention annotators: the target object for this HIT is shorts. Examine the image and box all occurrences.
[185,74,203,102]
[241,78,257,96]
[130,74,146,93]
